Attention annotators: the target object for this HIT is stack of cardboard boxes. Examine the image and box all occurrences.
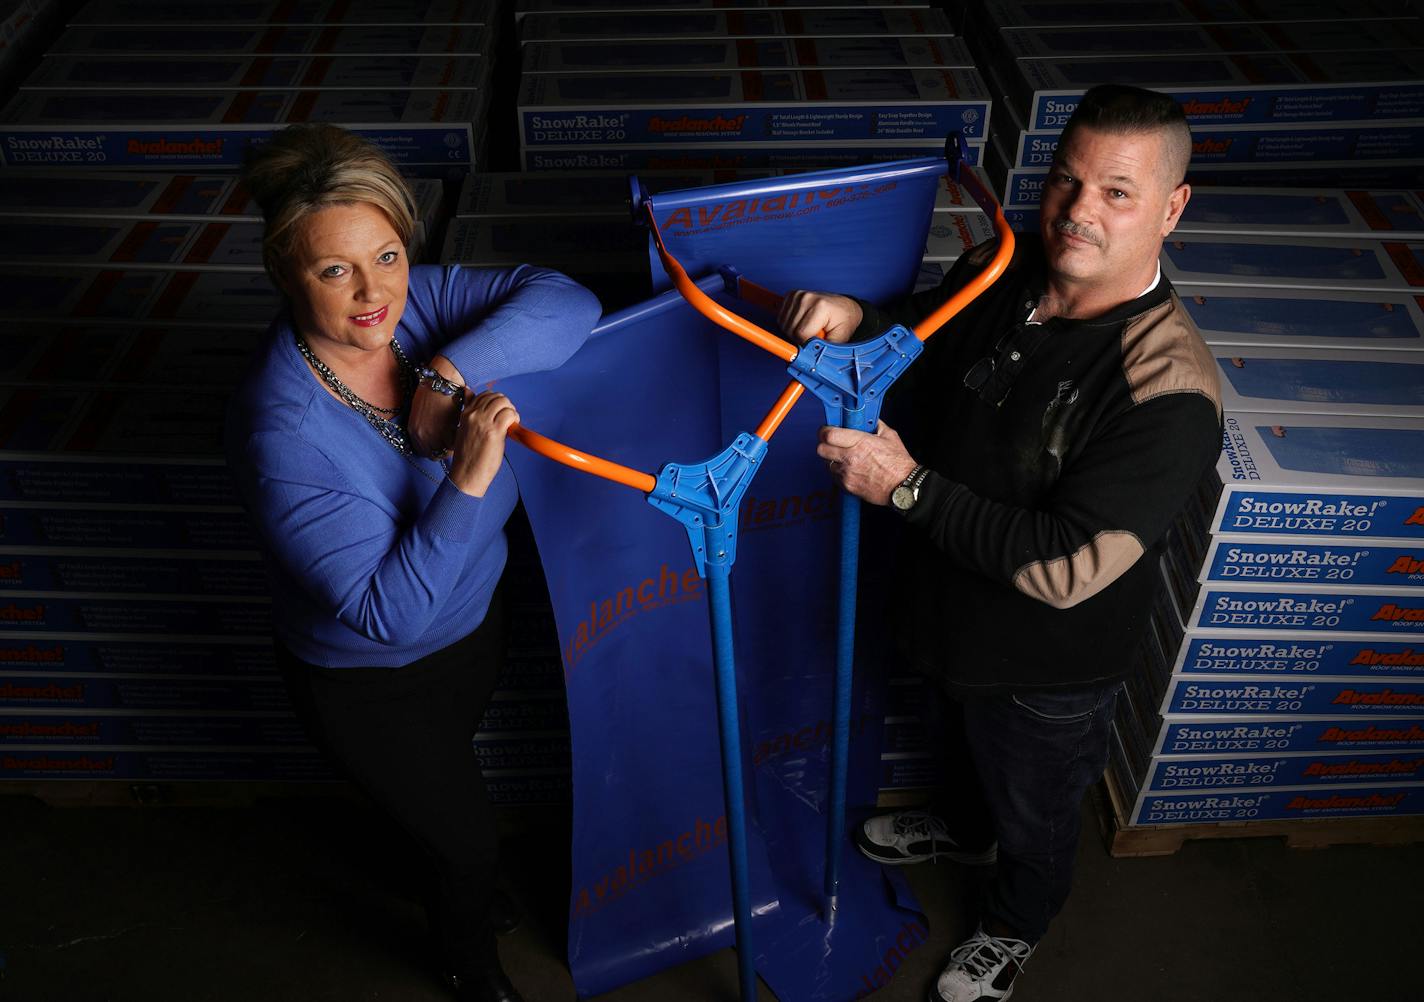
[1104,189,1424,828]
[965,0,1424,230]
[515,0,991,173]
[0,0,496,177]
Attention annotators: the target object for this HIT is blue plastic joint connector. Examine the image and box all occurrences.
[788,324,924,431]
[646,433,768,578]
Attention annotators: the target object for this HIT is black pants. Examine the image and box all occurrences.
[933,680,1120,943]
[276,608,504,979]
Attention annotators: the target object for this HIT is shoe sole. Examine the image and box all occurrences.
[927,983,1014,1002]
[856,843,998,867]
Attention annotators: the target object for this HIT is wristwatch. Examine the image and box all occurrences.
[890,464,929,513]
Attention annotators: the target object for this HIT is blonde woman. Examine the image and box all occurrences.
[226,124,600,1001]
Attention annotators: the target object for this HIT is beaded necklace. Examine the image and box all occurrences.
[295,333,448,481]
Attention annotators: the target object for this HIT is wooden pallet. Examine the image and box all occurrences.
[0,779,357,809]
[1094,774,1424,858]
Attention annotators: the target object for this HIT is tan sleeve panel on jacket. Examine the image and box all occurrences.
[1012,531,1146,609]
[1121,293,1223,419]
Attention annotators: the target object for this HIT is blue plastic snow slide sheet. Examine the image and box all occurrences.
[497,159,949,1000]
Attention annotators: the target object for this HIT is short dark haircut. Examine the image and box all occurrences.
[1059,84,1193,186]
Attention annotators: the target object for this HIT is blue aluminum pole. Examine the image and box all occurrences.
[707,558,759,1000]
[824,420,861,921]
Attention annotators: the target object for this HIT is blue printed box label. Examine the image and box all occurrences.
[521,103,988,145]
[1133,787,1424,825]
[1193,589,1424,634]
[1215,492,1424,541]
[1031,83,1424,130]
[1204,540,1424,588]
[1178,637,1424,677]
[1164,677,1424,715]
[0,637,276,676]
[1157,718,1424,754]
[1147,751,1424,792]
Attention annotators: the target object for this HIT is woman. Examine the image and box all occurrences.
[225,124,601,1002]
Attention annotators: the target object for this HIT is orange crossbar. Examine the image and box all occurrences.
[508,424,656,494]
[912,171,1015,341]
[505,160,1011,493]
[645,206,797,363]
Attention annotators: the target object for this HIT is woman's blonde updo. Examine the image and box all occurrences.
[242,124,417,285]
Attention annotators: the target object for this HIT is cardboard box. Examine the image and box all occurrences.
[1131,786,1424,825]
[522,141,980,172]
[0,217,268,271]
[0,455,240,505]
[921,211,995,261]
[1008,50,1424,131]
[442,217,648,274]
[1211,347,1424,419]
[999,18,1422,59]
[1180,188,1424,240]
[1144,749,1424,792]
[0,749,336,781]
[517,68,990,147]
[0,324,268,387]
[0,675,289,711]
[0,635,277,676]
[1200,537,1424,590]
[1013,121,1424,169]
[518,7,955,42]
[0,507,255,550]
[0,553,265,596]
[982,0,1402,30]
[49,22,494,56]
[1162,674,1424,715]
[1189,584,1424,636]
[70,0,496,25]
[0,385,233,454]
[1004,163,1424,208]
[1175,634,1424,678]
[3,267,282,325]
[1162,235,1423,295]
[520,35,974,72]
[1154,716,1424,755]
[1181,287,1424,353]
[0,169,444,227]
[23,54,489,91]
[0,593,272,636]
[516,0,930,13]
[1213,412,1424,541]
[0,89,484,168]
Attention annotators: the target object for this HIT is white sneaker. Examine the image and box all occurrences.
[855,810,998,866]
[929,927,1034,1002]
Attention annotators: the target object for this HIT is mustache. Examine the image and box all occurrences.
[1051,218,1103,247]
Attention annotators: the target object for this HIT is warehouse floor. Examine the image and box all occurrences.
[1,787,1420,1002]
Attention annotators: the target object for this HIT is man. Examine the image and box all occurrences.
[779,85,1221,1001]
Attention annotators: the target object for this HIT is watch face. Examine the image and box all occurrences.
[891,485,914,510]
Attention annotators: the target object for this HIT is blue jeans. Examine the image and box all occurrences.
[932,680,1120,943]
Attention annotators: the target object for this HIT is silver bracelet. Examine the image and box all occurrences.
[416,366,465,403]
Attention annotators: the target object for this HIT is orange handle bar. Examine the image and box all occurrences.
[508,423,656,494]
[644,205,798,364]
[912,168,1015,341]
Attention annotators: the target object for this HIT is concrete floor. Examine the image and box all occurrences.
[1,788,1420,1002]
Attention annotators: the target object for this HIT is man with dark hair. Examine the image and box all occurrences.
[778,84,1221,1000]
